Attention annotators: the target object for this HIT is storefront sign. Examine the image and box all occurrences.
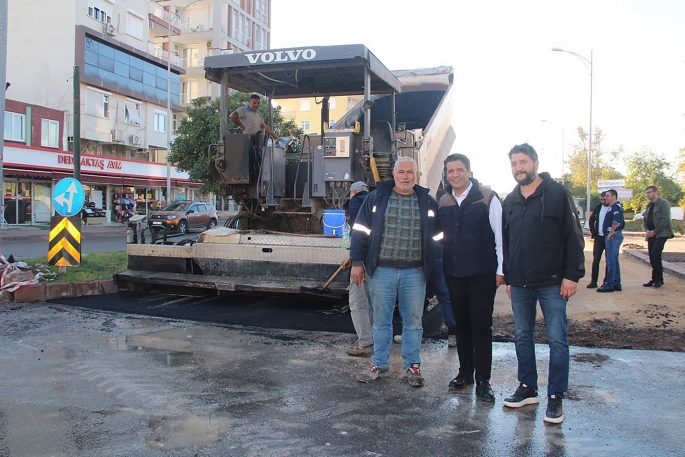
[57,154,123,171]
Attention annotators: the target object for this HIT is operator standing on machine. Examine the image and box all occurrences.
[229,94,280,141]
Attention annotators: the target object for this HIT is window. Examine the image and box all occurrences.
[300,100,311,112]
[41,119,60,148]
[182,48,200,68]
[126,11,145,40]
[329,119,336,128]
[154,111,167,133]
[329,97,337,110]
[255,0,268,23]
[87,0,113,24]
[86,88,110,118]
[124,101,141,125]
[4,112,25,142]
[301,120,310,130]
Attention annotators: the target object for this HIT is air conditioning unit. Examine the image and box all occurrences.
[129,134,141,145]
[104,23,116,36]
[112,129,124,142]
[206,40,213,48]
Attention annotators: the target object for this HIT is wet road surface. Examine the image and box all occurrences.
[1,299,683,456]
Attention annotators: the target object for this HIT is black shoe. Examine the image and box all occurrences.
[476,380,495,402]
[503,383,539,408]
[653,279,664,288]
[586,282,598,289]
[448,372,474,391]
[544,394,564,424]
[643,280,655,287]
[596,285,614,293]
[613,284,622,291]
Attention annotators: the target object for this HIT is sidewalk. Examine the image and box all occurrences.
[0,222,127,242]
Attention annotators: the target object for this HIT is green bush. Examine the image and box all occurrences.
[625,219,685,235]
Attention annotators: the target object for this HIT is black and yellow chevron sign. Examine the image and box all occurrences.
[48,216,82,266]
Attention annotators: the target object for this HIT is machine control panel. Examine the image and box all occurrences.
[323,136,350,158]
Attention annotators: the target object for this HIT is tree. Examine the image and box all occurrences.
[623,150,683,213]
[168,93,299,194]
[565,126,623,208]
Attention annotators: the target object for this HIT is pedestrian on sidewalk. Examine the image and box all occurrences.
[437,153,503,402]
[350,156,442,388]
[597,189,625,293]
[502,143,585,424]
[643,186,674,288]
[587,192,609,289]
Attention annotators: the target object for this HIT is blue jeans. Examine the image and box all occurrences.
[429,257,455,328]
[604,232,623,287]
[510,284,569,397]
[367,266,426,370]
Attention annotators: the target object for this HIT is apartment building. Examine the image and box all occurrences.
[3,0,271,224]
[277,95,363,136]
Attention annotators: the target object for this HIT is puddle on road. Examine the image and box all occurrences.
[108,326,258,367]
[571,353,610,367]
[147,413,233,451]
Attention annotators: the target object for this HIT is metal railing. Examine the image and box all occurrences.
[147,41,182,66]
[179,57,205,69]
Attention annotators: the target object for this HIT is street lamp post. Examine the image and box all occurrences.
[166,1,200,205]
[552,47,593,218]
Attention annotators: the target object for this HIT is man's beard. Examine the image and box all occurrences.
[515,170,536,186]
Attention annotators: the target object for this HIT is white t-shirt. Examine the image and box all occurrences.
[599,205,610,236]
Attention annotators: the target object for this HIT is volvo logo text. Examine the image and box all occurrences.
[245,49,317,64]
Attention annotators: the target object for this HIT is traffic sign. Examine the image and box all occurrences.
[597,179,626,188]
[52,178,85,217]
[48,216,82,266]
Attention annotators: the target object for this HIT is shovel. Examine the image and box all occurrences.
[299,259,349,297]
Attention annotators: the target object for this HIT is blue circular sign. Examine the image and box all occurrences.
[52,178,85,217]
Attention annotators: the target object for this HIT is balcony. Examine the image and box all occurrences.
[179,57,205,69]
[148,3,182,36]
[180,92,211,105]
[148,41,182,67]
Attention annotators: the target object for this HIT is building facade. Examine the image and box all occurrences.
[276,96,363,135]
[3,0,271,224]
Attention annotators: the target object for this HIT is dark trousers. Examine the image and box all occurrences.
[445,274,496,382]
[648,237,668,281]
[590,235,606,284]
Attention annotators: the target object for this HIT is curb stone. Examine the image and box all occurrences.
[9,279,118,303]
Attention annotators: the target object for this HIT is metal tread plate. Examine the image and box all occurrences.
[115,270,348,295]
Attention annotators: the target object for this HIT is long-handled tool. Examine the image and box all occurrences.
[299,259,349,297]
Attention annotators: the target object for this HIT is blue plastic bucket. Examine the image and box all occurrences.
[323,209,346,237]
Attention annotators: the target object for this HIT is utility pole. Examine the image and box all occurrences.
[73,66,81,181]
[0,0,8,217]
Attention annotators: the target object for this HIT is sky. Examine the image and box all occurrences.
[270,0,685,194]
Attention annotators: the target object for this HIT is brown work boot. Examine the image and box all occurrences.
[345,345,373,357]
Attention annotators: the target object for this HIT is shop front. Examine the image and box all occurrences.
[2,144,199,226]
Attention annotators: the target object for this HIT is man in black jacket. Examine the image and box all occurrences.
[587,192,609,288]
[501,144,585,425]
[350,156,442,387]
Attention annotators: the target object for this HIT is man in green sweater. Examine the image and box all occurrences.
[643,186,675,288]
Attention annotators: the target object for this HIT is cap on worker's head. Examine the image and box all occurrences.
[350,181,368,192]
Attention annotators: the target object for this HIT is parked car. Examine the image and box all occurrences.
[148,201,218,234]
[633,210,645,220]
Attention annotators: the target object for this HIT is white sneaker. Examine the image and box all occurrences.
[448,334,457,347]
[393,334,402,344]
